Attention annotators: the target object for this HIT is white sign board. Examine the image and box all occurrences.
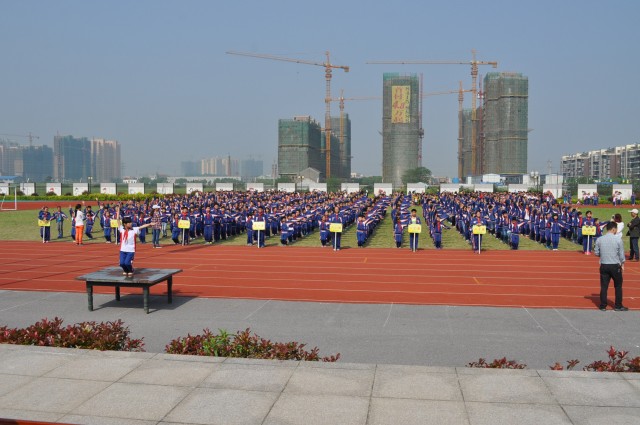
[186,183,203,194]
[73,183,88,196]
[373,183,393,196]
[308,183,327,192]
[0,183,9,195]
[278,183,296,193]
[100,183,116,194]
[613,184,633,201]
[156,183,174,194]
[46,183,62,195]
[246,183,264,192]
[341,183,360,194]
[20,182,35,196]
[406,183,426,193]
[128,183,145,194]
[439,184,461,193]
[474,184,494,193]
[216,183,234,191]
[577,184,598,199]
[508,184,530,193]
[542,184,562,199]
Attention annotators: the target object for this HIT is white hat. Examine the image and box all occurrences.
[152,205,161,209]
[629,209,638,214]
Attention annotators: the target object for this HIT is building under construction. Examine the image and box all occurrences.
[330,114,351,179]
[382,73,421,187]
[278,116,324,180]
[481,72,528,174]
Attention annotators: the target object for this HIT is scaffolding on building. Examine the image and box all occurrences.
[277,117,323,180]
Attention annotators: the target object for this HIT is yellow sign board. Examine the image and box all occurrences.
[252,221,266,231]
[110,219,119,228]
[38,220,51,227]
[391,85,410,124]
[472,225,487,235]
[582,225,596,236]
[408,224,422,234]
[330,223,343,233]
[178,219,191,229]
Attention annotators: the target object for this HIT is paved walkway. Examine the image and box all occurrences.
[1,344,639,425]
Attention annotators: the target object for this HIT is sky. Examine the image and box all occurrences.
[1,0,639,178]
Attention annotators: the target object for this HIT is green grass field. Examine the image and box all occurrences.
[4,206,635,252]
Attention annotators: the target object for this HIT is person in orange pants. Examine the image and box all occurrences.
[74,203,85,245]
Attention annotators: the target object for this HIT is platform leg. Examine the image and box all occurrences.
[87,283,94,311]
[115,286,120,301]
[143,286,150,314]
[168,276,173,304]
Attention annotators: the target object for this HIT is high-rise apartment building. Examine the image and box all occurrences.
[562,144,640,180]
[330,114,351,179]
[278,116,323,179]
[382,73,420,187]
[482,72,528,174]
[240,158,264,178]
[54,135,91,182]
[0,141,53,181]
[91,138,121,182]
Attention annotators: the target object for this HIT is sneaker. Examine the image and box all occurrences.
[614,306,629,311]
[598,306,607,311]
[126,273,134,277]
[156,246,162,248]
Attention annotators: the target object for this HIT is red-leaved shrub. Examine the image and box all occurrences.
[0,317,144,351]
[467,357,527,369]
[166,328,340,362]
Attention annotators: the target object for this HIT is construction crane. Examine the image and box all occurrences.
[331,87,472,173]
[367,50,497,176]
[0,132,40,147]
[226,50,349,178]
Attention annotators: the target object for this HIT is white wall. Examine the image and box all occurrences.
[20,183,35,196]
[474,184,494,193]
[577,184,597,199]
[46,183,62,195]
[73,183,88,196]
[440,184,461,193]
[508,184,530,193]
[308,183,327,192]
[373,183,393,195]
[407,183,426,193]
[186,183,203,194]
[341,183,360,194]
[216,183,234,191]
[613,184,633,200]
[128,183,144,194]
[100,183,116,194]
[157,183,174,194]
[246,183,264,192]
[543,184,563,198]
[278,183,296,193]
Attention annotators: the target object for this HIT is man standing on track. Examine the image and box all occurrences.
[627,208,640,261]
[594,221,628,311]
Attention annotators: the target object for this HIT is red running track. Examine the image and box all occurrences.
[1,241,639,310]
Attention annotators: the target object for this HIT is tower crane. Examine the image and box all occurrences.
[0,132,40,147]
[226,50,349,178]
[367,50,497,176]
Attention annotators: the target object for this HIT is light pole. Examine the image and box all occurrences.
[530,171,539,192]
[88,176,92,194]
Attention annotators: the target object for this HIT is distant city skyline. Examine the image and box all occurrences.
[1,1,638,177]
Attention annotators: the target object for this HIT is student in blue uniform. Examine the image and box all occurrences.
[548,213,565,251]
[582,210,595,254]
[408,208,421,252]
[171,213,182,245]
[470,210,487,252]
[280,217,290,246]
[356,215,367,248]
[509,218,522,250]
[319,215,330,247]
[52,206,67,239]
[202,207,214,244]
[84,206,95,239]
[245,213,254,246]
[102,210,113,243]
[254,206,266,248]
[394,217,404,248]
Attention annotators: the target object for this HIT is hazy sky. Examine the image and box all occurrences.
[1,1,638,177]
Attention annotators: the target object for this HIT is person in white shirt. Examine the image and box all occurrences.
[74,204,85,245]
[117,214,153,277]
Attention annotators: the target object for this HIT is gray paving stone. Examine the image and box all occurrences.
[562,405,640,425]
[119,359,217,387]
[0,373,34,397]
[372,366,462,401]
[82,349,156,360]
[298,360,376,370]
[543,376,640,407]
[45,355,145,381]
[456,367,539,376]
[620,372,640,380]
[0,408,64,423]
[163,387,278,425]
[0,377,110,414]
[284,366,374,397]
[466,402,572,425]
[459,374,556,404]
[223,357,299,367]
[263,393,369,425]
[537,369,624,379]
[73,382,191,421]
[153,352,225,363]
[0,348,77,376]
[367,398,469,425]
[201,363,294,392]
[60,415,158,425]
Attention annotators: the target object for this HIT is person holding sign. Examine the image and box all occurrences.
[581,211,595,254]
[115,213,153,277]
[470,210,487,253]
[408,209,421,252]
[38,206,52,243]
[627,209,640,261]
[254,206,266,248]
[329,206,343,251]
